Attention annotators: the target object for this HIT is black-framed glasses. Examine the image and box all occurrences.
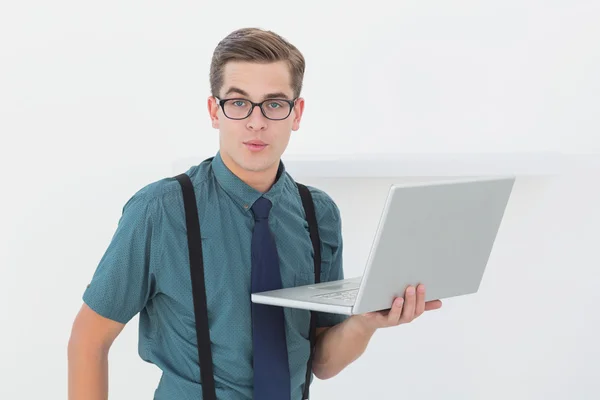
[215,97,297,121]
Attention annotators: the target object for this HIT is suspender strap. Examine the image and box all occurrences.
[174,173,217,400]
[296,182,322,400]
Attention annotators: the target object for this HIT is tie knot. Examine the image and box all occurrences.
[251,197,272,220]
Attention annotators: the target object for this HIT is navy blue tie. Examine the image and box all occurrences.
[250,197,291,400]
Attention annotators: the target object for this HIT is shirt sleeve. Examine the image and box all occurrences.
[311,191,350,328]
[82,192,160,324]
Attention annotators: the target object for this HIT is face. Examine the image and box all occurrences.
[208,61,305,176]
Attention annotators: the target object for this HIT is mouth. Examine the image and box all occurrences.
[244,140,268,152]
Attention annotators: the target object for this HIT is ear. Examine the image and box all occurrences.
[291,97,305,132]
[208,96,220,129]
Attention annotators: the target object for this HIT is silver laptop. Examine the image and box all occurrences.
[251,176,516,315]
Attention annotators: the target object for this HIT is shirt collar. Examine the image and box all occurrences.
[211,151,287,213]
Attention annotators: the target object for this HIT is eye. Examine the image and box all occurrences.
[267,101,284,109]
[232,100,246,107]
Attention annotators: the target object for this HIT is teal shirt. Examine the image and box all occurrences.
[83,152,347,399]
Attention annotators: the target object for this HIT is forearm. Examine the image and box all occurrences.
[68,341,109,400]
[312,316,376,380]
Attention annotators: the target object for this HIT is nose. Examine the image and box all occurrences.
[246,104,268,131]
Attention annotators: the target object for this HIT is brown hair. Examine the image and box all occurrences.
[209,28,306,99]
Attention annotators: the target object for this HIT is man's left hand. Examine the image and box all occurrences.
[353,284,442,332]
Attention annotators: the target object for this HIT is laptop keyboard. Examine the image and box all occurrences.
[313,288,359,301]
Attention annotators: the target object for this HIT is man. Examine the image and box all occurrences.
[68,27,442,400]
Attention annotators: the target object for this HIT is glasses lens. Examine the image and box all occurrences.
[223,99,252,119]
[261,99,291,120]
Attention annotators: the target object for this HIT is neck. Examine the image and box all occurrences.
[220,152,279,194]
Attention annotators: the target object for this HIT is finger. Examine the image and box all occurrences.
[425,300,443,311]
[414,284,426,317]
[387,297,404,325]
[399,286,416,323]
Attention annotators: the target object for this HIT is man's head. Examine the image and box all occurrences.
[208,28,306,179]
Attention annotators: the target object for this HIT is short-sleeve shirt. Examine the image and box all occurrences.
[82,151,348,399]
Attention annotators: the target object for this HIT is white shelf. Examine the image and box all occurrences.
[172,152,598,178]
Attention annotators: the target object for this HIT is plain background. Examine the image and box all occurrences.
[1,1,599,399]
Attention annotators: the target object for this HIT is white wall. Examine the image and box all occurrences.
[1,1,599,399]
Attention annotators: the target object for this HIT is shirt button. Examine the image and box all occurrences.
[244,204,249,209]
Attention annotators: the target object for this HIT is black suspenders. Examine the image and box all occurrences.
[174,173,321,400]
